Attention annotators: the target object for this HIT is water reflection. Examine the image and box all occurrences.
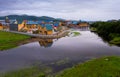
[0,31,120,72]
[38,39,53,48]
[72,27,90,31]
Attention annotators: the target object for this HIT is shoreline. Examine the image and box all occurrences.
[0,30,69,51]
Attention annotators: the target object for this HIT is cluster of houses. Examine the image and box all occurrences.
[0,17,89,35]
[0,17,63,35]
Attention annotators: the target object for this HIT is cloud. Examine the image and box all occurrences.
[0,0,120,21]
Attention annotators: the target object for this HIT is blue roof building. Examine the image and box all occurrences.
[40,24,45,28]
[45,24,53,30]
[26,21,38,25]
[54,23,59,27]
[72,21,78,25]
[37,21,43,24]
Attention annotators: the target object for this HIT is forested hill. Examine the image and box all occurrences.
[0,15,62,21]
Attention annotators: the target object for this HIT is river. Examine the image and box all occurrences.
[0,30,120,72]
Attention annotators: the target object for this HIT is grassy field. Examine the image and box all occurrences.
[56,56,120,77]
[0,31,31,50]
[0,67,46,77]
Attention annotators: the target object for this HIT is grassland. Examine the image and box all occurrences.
[0,31,31,51]
[0,67,46,77]
[56,56,120,77]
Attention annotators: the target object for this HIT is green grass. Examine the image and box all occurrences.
[0,67,46,77]
[56,56,120,77]
[90,27,97,31]
[0,65,53,77]
[110,37,120,45]
[0,31,31,50]
[72,32,80,36]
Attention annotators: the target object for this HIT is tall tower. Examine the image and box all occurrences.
[5,17,10,23]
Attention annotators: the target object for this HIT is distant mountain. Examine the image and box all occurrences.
[55,18,65,21]
[0,15,57,21]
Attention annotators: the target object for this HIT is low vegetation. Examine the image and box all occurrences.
[56,56,120,77]
[69,31,80,37]
[90,27,97,32]
[0,67,46,77]
[73,32,80,36]
[90,21,120,45]
[0,31,31,50]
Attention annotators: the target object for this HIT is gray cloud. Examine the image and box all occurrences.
[0,0,120,20]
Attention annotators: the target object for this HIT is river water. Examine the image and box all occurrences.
[0,30,120,72]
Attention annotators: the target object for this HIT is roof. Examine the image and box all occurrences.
[26,21,38,25]
[0,19,18,25]
[40,24,45,27]
[45,24,53,30]
[9,20,16,24]
[17,20,23,24]
[37,21,43,24]
[54,23,59,27]
[72,21,78,25]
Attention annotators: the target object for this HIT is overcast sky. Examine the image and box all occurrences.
[0,0,120,21]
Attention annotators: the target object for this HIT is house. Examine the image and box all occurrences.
[37,24,45,34]
[78,22,89,27]
[67,21,78,27]
[72,21,78,27]
[38,24,53,35]
[45,24,53,35]
[53,22,64,31]
[10,20,38,32]
[54,22,61,27]
[0,17,11,30]
[53,23,59,31]
[77,22,89,30]
[0,23,3,30]
[67,21,72,27]
[25,21,38,31]
[9,20,26,31]
[60,21,68,26]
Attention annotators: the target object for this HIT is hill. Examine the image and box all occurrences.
[0,15,56,21]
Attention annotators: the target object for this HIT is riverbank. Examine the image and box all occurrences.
[0,31,31,51]
[1,56,120,77]
[93,29,120,46]
[0,30,69,51]
[90,21,120,46]
[0,66,46,77]
[56,56,120,77]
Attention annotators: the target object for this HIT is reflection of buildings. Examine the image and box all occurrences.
[38,39,53,48]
